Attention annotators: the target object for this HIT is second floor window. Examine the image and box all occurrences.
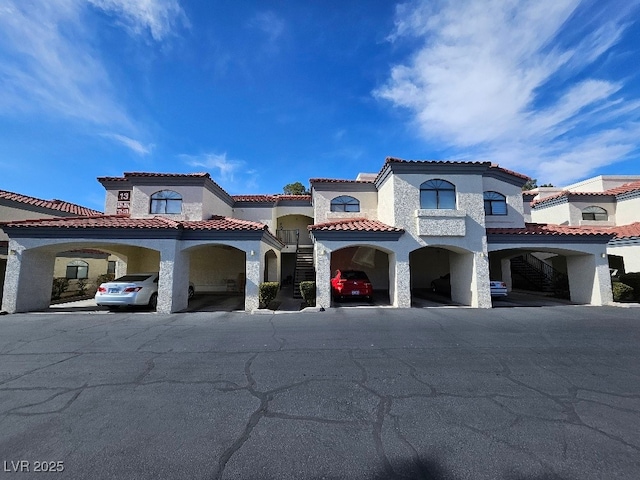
[483,191,507,215]
[582,206,608,221]
[150,190,182,214]
[330,195,360,212]
[420,179,456,209]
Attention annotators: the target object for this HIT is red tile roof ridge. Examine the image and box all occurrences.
[0,189,102,216]
[603,180,640,196]
[181,215,268,231]
[122,172,211,178]
[0,214,184,229]
[384,157,491,166]
[309,217,404,232]
[486,222,614,237]
[489,163,531,180]
[309,178,374,183]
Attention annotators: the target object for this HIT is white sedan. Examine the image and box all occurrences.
[490,280,508,297]
[95,273,195,310]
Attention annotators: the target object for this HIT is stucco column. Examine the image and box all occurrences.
[501,257,513,291]
[566,253,613,305]
[391,252,411,308]
[315,244,331,309]
[245,246,261,311]
[1,243,56,313]
[474,252,492,308]
[158,241,189,314]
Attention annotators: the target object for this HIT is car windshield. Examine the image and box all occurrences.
[113,274,155,282]
[342,271,369,280]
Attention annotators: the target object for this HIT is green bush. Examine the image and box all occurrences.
[51,277,69,300]
[612,282,634,302]
[299,281,316,307]
[618,273,640,300]
[77,278,89,295]
[259,282,279,309]
[96,273,115,285]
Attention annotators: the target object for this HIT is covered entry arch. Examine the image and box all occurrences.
[410,244,486,307]
[486,225,614,305]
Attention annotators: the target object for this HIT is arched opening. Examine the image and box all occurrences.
[330,245,390,306]
[581,206,608,221]
[410,245,475,307]
[487,247,610,306]
[420,179,456,209]
[185,244,246,312]
[150,190,182,214]
[4,241,159,313]
[264,249,278,282]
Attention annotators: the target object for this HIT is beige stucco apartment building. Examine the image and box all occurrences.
[528,175,640,273]
[1,158,619,314]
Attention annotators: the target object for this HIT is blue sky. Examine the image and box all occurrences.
[1,0,640,211]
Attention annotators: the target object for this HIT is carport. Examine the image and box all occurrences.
[486,224,614,305]
[1,215,283,313]
[330,245,391,306]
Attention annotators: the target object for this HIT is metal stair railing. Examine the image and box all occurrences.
[513,254,570,298]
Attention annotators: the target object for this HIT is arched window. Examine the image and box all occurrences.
[582,206,608,221]
[483,191,507,215]
[330,195,360,212]
[66,260,88,279]
[150,190,182,214]
[420,179,456,209]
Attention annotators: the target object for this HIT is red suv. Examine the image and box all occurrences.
[331,270,373,302]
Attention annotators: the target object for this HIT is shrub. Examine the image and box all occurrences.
[96,273,115,285]
[612,282,634,302]
[618,273,640,300]
[299,281,316,307]
[76,278,89,296]
[51,277,69,300]
[259,282,279,309]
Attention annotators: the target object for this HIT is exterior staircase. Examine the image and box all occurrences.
[510,254,570,298]
[293,246,315,299]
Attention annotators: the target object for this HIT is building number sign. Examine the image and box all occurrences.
[116,190,131,215]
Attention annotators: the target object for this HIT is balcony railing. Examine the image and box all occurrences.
[277,229,300,246]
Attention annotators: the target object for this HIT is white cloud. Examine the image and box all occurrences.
[0,0,186,133]
[101,133,154,155]
[248,10,285,53]
[180,152,257,191]
[375,0,640,184]
[88,0,188,41]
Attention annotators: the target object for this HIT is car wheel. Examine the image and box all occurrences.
[188,286,195,300]
[148,293,158,310]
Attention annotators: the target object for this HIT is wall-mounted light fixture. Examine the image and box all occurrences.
[250,250,255,256]
[601,252,607,258]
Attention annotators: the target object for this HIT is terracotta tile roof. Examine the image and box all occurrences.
[486,223,614,237]
[309,218,403,232]
[608,222,640,239]
[490,164,531,180]
[0,189,102,216]
[182,216,268,231]
[231,194,312,204]
[603,180,640,196]
[309,178,374,184]
[232,194,277,202]
[531,180,640,207]
[384,157,490,166]
[0,215,181,230]
[96,172,211,182]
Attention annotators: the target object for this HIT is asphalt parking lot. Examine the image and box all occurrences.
[1,306,639,479]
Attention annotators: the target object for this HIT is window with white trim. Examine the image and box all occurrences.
[330,195,360,212]
[150,190,182,214]
[483,191,507,215]
[420,179,456,209]
[582,206,608,221]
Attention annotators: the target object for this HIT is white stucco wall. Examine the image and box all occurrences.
[608,244,640,273]
[482,177,526,228]
[614,195,640,226]
[377,176,395,226]
[530,202,572,225]
[233,206,275,231]
[563,175,640,193]
[0,205,65,241]
[313,190,378,224]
